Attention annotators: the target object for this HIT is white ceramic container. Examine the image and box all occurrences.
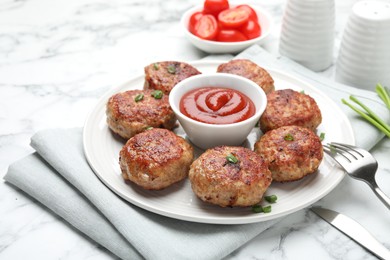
[181,5,273,54]
[335,0,390,90]
[279,0,335,72]
[169,73,267,150]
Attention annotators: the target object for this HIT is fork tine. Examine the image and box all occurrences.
[330,143,373,162]
[330,142,371,158]
[324,143,354,162]
[328,143,362,160]
[323,144,334,155]
[323,144,353,167]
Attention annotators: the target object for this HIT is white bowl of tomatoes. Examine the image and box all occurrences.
[181,0,273,54]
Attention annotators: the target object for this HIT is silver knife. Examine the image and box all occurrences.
[311,207,390,260]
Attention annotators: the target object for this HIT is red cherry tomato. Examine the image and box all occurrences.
[218,8,250,28]
[216,29,247,42]
[193,14,218,40]
[236,5,258,21]
[189,11,204,34]
[203,0,229,17]
[239,19,261,39]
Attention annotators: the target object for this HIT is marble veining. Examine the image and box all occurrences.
[1,0,389,259]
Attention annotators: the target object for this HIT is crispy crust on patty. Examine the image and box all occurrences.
[189,146,272,207]
[119,128,194,190]
[217,59,275,94]
[106,89,176,139]
[254,125,323,182]
[144,61,201,94]
[259,89,322,133]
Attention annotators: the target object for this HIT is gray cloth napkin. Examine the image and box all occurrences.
[4,45,389,260]
[6,129,279,260]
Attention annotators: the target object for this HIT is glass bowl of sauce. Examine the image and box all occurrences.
[169,73,267,149]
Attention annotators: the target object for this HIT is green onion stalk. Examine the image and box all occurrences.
[342,83,390,138]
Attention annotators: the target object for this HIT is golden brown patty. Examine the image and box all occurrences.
[254,125,323,182]
[216,59,275,94]
[119,128,194,190]
[106,89,176,139]
[259,89,322,133]
[189,146,272,207]
[144,61,201,94]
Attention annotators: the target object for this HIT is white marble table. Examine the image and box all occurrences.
[1,0,389,259]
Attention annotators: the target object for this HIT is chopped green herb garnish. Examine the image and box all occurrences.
[319,132,325,141]
[151,90,163,99]
[252,204,263,213]
[134,93,144,102]
[167,64,176,74]
[300,90,305,94]
[284,133,294,141]
[264,195,278,204]
[251,204,272,213]
[145,126,153,130]
[329,144,337,155]
[262,205,272,213]
[226,153,238,164]
[153,63,159,70]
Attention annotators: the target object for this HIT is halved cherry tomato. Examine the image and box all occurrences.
[218,8,249,28]
[239,19,261,39]
[189,11,204,34]
[216,29,247,42]
[236,5,258,22]
[193,14,218,40]
[203,0,229,17]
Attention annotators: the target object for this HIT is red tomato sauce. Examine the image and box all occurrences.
[180,87,256,124]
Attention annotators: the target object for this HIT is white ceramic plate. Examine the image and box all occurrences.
[83,60,355,224]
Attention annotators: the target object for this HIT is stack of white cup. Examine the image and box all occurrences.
[279,0,335,72]
[335,0,390,90]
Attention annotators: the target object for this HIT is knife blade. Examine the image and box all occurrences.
[311,207,390,260]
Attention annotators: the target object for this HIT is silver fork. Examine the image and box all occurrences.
[323,142,390,210]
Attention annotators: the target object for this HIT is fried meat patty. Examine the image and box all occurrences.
[119,128,194,190]
[254,125,323,182]
[189,146,272,207]
[144,61,201,94]
[106,89,176,139]
[259,89,322,133]
[216,59,275,94]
